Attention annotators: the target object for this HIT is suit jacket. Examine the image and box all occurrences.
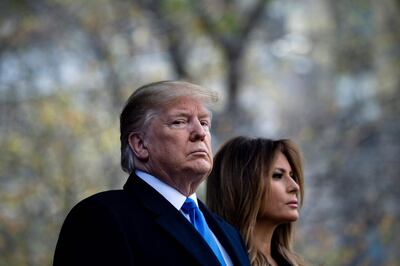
[53,173,250,266]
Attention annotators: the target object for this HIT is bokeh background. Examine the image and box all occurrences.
[1,0,399,265]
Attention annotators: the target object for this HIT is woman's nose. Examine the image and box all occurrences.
[287,176,300,193]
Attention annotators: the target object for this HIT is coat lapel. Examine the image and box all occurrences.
[155,211,221,266]
[200,201,251,266]
[123,174,221,266]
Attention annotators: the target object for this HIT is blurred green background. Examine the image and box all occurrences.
[1,0,399,265]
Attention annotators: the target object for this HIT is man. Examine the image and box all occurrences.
[53,81,250,266]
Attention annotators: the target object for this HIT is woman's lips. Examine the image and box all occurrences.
[287,201,298,208]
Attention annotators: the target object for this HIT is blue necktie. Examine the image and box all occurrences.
[181,198,226,266]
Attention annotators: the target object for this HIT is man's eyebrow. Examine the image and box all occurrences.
[168,109,191,116]
[199,109,212,118]
[169,109,212,117]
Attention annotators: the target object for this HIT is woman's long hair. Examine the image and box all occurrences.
[206,136,305,266]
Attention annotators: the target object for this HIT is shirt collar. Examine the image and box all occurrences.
[135,170,198,210]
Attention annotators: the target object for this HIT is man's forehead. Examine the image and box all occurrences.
[166,106,212,117]
[162,98,212,116]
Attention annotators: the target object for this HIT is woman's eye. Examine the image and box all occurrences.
[272,172,283,179]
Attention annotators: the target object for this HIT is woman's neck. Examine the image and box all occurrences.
[253,220,278,266]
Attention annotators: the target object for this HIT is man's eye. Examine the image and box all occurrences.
[272,172,283,179]
[173,119,186,124]
[201,121,210,128]
[171,120,187,127]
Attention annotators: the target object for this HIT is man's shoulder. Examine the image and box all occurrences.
[84,189,125,202]
[66,189,133,216]
[60,188,146,230]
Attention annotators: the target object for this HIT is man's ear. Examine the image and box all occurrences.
[128,132,149,160]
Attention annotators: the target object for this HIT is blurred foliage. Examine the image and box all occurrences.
[0,91,121,265]
[0,0,399,265]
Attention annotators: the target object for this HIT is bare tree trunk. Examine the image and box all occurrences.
[134,0,191,79]
[194,0,269,114]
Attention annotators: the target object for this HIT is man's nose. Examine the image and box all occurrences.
[189,119,206,141]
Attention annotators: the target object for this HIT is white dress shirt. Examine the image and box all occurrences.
[136,170,233,266]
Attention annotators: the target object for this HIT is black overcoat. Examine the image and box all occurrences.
[53,173,250,266]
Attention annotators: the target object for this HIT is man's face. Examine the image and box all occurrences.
[142,96,213,193]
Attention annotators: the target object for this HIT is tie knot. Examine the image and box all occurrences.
[181,198,197,214]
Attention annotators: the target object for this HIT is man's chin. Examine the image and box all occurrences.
[185,162,212,176]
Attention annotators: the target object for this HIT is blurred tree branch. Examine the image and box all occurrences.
[194,0,270,113]
[134,0,192,79]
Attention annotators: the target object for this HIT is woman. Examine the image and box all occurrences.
[207,136,305,266]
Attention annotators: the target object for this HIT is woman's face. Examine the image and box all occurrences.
[259,151,300,224]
